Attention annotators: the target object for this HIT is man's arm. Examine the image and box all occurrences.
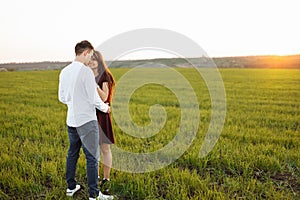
[58,73,67,104]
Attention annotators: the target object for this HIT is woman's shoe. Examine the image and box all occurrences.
[100,179,111,195]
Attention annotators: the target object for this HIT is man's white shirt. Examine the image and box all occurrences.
[58,61,108,127]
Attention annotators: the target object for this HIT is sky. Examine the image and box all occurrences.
[0,0,299,63]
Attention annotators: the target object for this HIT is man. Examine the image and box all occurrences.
[58,40,114,200]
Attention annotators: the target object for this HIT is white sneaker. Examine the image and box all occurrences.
[89,191,114,200]
[66,184,81,196]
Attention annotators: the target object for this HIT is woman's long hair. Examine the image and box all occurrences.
[93,51,115,103]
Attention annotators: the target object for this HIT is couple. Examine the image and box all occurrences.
[58,40,115,200]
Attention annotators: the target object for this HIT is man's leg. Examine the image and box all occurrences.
[66,126,81,190]
[77,121,100,198]
[82,143,99,198]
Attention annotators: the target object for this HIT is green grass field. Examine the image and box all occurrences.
[0,68,299,199]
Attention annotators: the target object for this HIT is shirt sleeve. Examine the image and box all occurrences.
[58,72,67,104]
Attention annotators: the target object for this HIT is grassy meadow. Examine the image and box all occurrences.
[0,68,299,199]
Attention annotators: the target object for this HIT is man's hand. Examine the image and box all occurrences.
[106,103,110,113]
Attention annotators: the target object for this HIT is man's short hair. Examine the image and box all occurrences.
[75,40,94,56]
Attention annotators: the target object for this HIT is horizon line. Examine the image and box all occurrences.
[1,53,300,65]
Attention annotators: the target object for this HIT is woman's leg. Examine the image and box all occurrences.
[100,144,112,179]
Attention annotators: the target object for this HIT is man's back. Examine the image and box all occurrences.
[59,61,99,127]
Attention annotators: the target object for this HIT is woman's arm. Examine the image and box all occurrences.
[97,82,109,102]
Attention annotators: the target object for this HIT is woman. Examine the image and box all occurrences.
[88,50,115,195]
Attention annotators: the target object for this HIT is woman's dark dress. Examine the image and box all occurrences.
[96,73,115,144]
